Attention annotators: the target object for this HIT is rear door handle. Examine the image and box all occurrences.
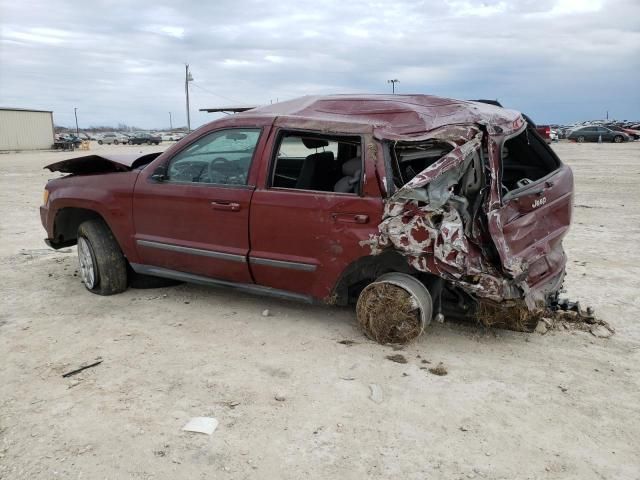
[332,213,369,224]
[211,201,240,212]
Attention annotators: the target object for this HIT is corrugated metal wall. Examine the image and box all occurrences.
[0,110,54,150]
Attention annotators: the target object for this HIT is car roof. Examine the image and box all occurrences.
[233,94,524,139]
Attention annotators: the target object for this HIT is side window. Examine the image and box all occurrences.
[167,128,261,185]
[270,132,362,194]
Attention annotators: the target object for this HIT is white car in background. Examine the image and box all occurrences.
[161,132,186,141]
[550,129,559,142]
[97,133,129,145]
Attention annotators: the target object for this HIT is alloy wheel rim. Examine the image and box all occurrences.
[78,237,96,289]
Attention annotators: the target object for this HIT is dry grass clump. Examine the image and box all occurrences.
[476,299,614,337]
[356,283,423,344]
[475,300,542,332]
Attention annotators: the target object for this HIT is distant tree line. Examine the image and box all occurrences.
[54,124,187,133]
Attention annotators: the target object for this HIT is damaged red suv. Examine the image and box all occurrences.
[40,95,573,330]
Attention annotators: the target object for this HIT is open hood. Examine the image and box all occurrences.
[44,152,162,174]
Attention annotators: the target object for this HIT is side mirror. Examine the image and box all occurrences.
[151,164,167,182]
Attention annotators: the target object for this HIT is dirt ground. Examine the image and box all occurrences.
[1,141,639,479]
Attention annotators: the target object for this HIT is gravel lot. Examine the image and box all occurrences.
[1,141,639,479]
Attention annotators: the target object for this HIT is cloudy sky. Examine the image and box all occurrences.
[1,0,638,129]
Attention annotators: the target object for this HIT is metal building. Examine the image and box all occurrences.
[0,108,54,151]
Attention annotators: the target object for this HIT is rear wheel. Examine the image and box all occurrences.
[114,139,119,145]
[128,140,133,145]
[613,135,623,143]
[98,140,103,145]
[356,273,433,344]
[77,219,128,295]
[577,136,585,143]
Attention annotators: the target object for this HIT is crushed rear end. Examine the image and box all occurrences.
[364,105,573,310]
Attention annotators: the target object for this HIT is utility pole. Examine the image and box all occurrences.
[185,64,194,132]
[387,79,399,94]
[169,112,173,130]
[74,107,79,136]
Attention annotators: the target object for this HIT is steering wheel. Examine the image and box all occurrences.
[208,157,232,182]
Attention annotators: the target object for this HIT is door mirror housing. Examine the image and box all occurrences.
[151,164,167,182]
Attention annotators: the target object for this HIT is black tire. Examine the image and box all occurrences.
[128,140,133,145]
[77,219,128,295]
[613,135,623,143]
[114,139,119,145]
[577,136,585,143]
[98,140,103,145]
[147,140,152,145]
[155,142,160,145]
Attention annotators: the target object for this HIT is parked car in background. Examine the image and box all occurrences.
[128,132,162,145]
[535,125,552,144]
[620,126,640,140]
[550,129,559,142]
[161,132,186,141]
[97,133,128,145]
[567,126,630,143]
[52,135,82,150]
[40,94,574,334]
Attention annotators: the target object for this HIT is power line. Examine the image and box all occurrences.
[189,83,246,106]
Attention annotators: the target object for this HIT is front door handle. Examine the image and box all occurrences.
[332,213,369,224]
[211,201,240,212]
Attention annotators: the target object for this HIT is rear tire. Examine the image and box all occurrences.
[77,219,128,295]
[613,135,623,143]
[577,136,585,143]
[98,140,103,145]
[114,140,119,145]
[356,273,433,344]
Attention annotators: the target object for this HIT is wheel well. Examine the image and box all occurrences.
[332,251,438,306]
[53,208,104,246]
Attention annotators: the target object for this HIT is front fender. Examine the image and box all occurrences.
[44,170,141,262]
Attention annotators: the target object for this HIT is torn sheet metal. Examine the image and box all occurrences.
[362,125,525,305]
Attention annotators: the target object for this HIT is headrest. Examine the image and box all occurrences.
[342,157,361,176]
[301,137,329,149]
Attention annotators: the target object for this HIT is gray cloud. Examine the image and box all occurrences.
[1,0,638,128]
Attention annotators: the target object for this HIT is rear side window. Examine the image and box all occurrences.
[167,128,261,185]
[270,132,362,194]
[501,129,560,193]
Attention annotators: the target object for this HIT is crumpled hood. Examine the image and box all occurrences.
[44,152,162,174]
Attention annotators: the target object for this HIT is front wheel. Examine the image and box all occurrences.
[97,140,103,145]
[77,219,128,295]
[128,140,133,145]
[577,136,585,143]
[114,140,119,145]
[613,135,623,143]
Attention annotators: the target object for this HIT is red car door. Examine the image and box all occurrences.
[248,129,384,301]
[132,125,270,283]
[487,129,574,301]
